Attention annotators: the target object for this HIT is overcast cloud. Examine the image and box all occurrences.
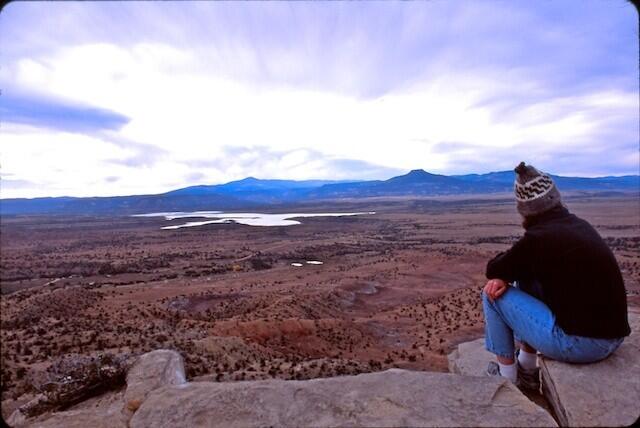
[0,1,637,198]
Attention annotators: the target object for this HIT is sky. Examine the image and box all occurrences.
[1,0,638,198]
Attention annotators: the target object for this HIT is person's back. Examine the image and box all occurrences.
[481,162,630,390]
[518,206,629,338]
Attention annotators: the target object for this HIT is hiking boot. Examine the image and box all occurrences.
[515,349,541,392]
[486,361,537,394]
[516,363,541,392]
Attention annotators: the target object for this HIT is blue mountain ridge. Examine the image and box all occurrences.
[1,169,637,215]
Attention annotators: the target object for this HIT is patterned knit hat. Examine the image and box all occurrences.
[514,162,562,217]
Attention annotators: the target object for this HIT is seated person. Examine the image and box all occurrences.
[482,162,630,390]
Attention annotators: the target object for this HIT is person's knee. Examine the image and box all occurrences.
[482,287,513,313]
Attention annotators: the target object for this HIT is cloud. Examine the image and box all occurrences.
[0,91,129,133]
[105,147,165,169]
[100,132,169,168]
[322,158,405,181]
[182,146,404,184]
[184,172,206,182]
[0,177,37,191]
[0,1,637,198]
[3,1,635,99]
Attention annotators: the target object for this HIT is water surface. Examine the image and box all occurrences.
[134,211,375,229]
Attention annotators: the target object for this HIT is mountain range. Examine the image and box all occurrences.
[1,169,637,215]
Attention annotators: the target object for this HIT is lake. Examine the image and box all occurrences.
[133,211,375,229]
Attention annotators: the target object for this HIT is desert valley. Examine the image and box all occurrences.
[1,192,638,420]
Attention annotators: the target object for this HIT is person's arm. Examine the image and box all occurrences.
[485,233,535,282]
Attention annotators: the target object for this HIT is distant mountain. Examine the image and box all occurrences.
[452,171,515,185]
[551,175,640,191]
[310,169,512,198]
[166,177,345,196]
[1,170,637,215]
[452,171,640,193]
[164,177,351,203]
[388,169,451,184]
[308,169,469,198]
[0,193,254,216]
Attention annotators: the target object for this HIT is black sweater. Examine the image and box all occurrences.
[486,206,630,339]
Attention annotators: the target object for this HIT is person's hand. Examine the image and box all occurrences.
[484,279,509,302]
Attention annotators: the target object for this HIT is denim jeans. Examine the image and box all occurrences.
[482,285,624,362]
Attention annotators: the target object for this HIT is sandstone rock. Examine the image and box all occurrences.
[6,395,47,427]
[448,337,495,376]
[27,409,127,428]
[448,337,555,417]
[540,310,640,427]
[6,405,29,427]
[8,353,129,424]
[123,349,186,414]
[9,389,128,428]
[130,369,557,427]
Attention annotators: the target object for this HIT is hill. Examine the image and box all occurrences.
[1,170,637,215]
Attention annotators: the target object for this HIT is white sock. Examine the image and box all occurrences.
[498,362,518,383]
[518,350,538,370]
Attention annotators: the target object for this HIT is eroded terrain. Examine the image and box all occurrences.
[1,195,638,418]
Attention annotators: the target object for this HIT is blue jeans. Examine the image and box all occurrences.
[482,285,624,363]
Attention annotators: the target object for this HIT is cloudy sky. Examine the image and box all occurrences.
[1,1,638,198]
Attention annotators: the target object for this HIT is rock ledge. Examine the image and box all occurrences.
[131,369,555,428]
[448,310,640,427]
[11,350,556,427]
[540,310,640,427]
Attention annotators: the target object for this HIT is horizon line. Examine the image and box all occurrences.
[1,168,638,201]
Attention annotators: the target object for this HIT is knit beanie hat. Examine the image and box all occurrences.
[514,162,562,217]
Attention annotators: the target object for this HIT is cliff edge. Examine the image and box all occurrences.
[9,349,554,428]
[449,309,640,427]
[9,310,637,427]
